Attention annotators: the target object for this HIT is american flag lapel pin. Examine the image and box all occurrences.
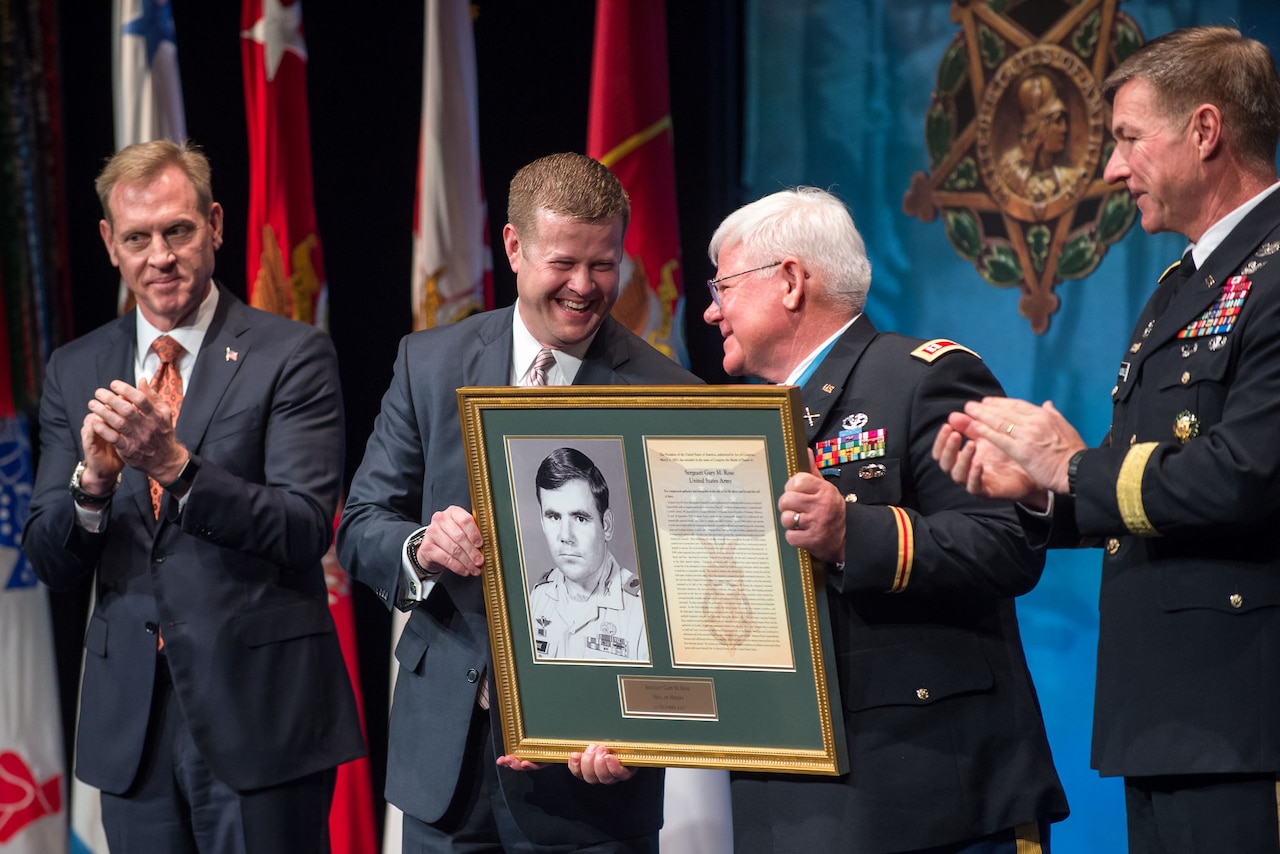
[225,347,239,362]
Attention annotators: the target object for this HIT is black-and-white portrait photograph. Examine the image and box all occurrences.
[507,438,651,664]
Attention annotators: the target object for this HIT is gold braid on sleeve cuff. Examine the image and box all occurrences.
[1117,442,1160,536]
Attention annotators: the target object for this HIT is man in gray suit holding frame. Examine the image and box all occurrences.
[338,152,698,852]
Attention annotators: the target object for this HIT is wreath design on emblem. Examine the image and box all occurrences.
[903,0,1146,333]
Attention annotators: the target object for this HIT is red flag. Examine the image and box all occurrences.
[587,0,686,365]
[241,5,375,851]
[240,0,326,325]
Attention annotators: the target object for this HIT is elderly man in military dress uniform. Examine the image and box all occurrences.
[705,186,1067,854]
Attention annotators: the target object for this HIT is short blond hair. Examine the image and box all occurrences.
[506,152,629,242]
[95,139,214,224]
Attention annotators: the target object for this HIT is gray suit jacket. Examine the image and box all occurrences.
[24,284,365,793]
[338,306,697,844]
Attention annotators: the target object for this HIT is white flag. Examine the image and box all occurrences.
[410,0,491,332]
[111,0,188,315]
[112,0,186,149]
[382,610,410,854]
[0,416,66,853]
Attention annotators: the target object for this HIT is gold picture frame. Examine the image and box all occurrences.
[458,384,847,775]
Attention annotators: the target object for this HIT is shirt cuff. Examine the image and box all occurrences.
[73,501,107,533]
[397,526,439,611]
[1018,490,1055,518]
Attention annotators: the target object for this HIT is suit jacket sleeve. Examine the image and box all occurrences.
[177,325,344,571]
[337,333,430,605]
[24,345,110,591]
[831,350,1045,599]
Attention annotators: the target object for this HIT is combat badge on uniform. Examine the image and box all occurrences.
[1179,274,1251,339]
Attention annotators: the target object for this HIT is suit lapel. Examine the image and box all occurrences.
[462,305,515,386]
[574,317,626,384]
[799,318,877,445]
[177,286,246,454]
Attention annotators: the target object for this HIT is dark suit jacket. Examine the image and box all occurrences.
[1043,189,1280,777]
[731,319,1068,854]
[24,284,365,794]
[337,306,697,845]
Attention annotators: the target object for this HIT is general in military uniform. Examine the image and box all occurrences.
[935,26,1280,852]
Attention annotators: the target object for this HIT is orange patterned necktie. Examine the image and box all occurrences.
[149,335,185,518]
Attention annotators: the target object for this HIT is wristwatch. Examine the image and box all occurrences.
[1066,449,1086,496]
[406,528,429,578]
[161,454,201,500]
[69,461,121,508]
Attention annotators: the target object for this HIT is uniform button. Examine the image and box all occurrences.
[1111,385,1119,396]
[145,621,158,634]
[466,668,480,683]
[1105,538,1120,555]
[845,493,858,504]
[152,551,166,564]
[1130,434,1137,446]
[916,688,929,701]
[1181,371,1190,384]
[1229,593,1243,609]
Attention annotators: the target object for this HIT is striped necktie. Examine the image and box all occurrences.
[526,347,555,386]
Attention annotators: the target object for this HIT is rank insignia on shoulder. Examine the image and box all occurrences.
[910,339,979,363]
[620,567,641,596]
[1173,410,1199,443]
[816,427,886,469]
[1178,275,1251,339]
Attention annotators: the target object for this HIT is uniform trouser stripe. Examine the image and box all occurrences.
[1014,819,1043,854]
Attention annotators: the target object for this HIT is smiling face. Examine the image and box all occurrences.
[1103,78,1202,238]
[703,242,791,382]
[99,163,222,331]
[506,208,625,350]
[539,478,614,591]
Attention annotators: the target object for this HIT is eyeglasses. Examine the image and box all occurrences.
[706,261,781,308]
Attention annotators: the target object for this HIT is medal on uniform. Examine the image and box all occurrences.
[816,422,886,470]
[1173,410,1199,443]
[1179,275,1251,339]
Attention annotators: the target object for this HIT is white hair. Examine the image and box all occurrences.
[708,186,872,313]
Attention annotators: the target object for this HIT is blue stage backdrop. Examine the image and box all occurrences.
[742,2,1280,850]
